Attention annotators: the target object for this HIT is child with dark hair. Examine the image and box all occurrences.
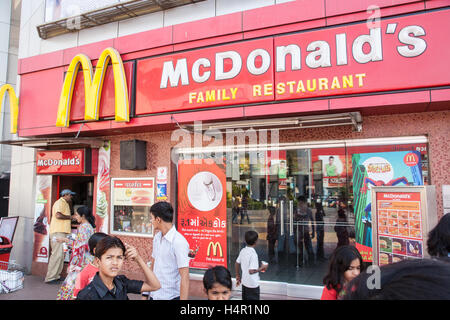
[340,258,450,300]
[321,245,365,300]
[76,236,160,300]
[203,266,232,300]
[73,232,108,299]
[235,230,268,300]
[427,213,450,260]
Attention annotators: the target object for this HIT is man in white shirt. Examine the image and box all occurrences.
[148,201,190,300]
[235,230,268,300]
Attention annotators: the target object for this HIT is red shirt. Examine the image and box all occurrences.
[73,263,98,299]
[321,286,338,300]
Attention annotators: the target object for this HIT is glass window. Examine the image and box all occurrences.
[175,138,429,287]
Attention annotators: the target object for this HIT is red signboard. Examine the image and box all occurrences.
[136,10,450,115]
[177,159,227,269]
[36,149,86,174]
[136,38,274,115]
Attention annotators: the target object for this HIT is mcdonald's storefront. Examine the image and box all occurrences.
[11,2,450,298]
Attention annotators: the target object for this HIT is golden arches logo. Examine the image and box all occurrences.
[56,47,129,128]
[0,84,18,134]
[207,242,223,257]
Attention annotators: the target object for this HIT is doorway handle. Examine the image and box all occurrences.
[280,200,284,236]
[289,200,294,236]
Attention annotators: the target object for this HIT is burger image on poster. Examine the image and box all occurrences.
[187,171,223,212]
[362,157,394,188]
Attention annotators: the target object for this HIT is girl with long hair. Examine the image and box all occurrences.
[321,245,365,300]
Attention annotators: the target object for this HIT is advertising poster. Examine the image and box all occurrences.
[32,175,52,263]
[352,151,423,262]
[376,192,423,266]
[95,141,110,233]
[177,159,227,269]
[111,178,155,236]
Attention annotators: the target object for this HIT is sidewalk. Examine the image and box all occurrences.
[0,274,304,300]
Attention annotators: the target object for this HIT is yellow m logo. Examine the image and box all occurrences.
[0,84,18,134]
[56,47,129,127]
[405,154,416,162]
[207,242,223,257]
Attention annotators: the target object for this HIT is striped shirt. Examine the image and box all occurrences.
[150,226,190,300]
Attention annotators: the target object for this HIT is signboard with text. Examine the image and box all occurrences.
[177,159,227,269]
[36,149,86,174]
[136,10,450,115]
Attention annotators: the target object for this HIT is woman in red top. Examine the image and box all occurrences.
[321,245,365,300]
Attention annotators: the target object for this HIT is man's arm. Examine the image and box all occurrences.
[55,212,72,220]
[179,267,189,300]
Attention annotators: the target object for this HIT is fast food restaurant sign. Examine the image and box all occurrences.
[48,10,450,128]
[36,149,86,174]
[136,10,450,115]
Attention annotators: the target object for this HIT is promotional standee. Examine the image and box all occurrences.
[371,186,437,266]
[352,150,423,262]
[177,159,227,269]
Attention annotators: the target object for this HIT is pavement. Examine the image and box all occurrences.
[0,274,304,300]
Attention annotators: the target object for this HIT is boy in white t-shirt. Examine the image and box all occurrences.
[235,230,268,300]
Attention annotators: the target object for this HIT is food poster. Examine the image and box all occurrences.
[111,178,155,236]
[177,159,227,269]
[311,150,347,189]
[32,175,52,263]
[376,192,424,266]
[95,141,110,233]
[352,151,423,262]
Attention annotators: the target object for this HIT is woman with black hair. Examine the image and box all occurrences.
[203,266,232,300]
[427,213,450,261]
[56,206,96,300]
[340,258,450,300]
[321,245,366,300]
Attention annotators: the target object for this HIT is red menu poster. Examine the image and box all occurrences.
[375,192,423,266]
[177,159,227,269]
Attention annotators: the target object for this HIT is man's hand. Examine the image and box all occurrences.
[125,244,139,262]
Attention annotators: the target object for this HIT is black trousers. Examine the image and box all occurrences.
[242,285,260,300]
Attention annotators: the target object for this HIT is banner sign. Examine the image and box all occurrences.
[32,175,52,263]
[36,149,87,174]
[375,191,423,266]
[95,142,110,233]
[352,151,423,262]
[177,159,227,269]
[136,10,450,115]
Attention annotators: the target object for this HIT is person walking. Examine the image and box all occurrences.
[45,189,75,284]
[146,201,190,300]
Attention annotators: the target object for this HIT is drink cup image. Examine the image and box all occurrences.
[261,261,269,272]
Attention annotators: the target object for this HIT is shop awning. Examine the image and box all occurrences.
[0,137,106,150]
[180,112,362,132]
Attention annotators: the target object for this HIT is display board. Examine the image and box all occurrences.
[110,178,155,237]
[371,186,437,266]
[177,159,227,269]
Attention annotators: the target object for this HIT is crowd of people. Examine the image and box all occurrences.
[46,189,450,300]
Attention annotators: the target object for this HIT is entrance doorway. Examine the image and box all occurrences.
[58,175,94,215]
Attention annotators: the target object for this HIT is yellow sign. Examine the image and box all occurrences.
[0,84,18,134]
[56,47,129,127]
[206,241,223,257]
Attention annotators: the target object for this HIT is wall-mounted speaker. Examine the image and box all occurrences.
[120,139,147,170]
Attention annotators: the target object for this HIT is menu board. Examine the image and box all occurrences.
[375,191,424,265]
[110,178,155,237]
